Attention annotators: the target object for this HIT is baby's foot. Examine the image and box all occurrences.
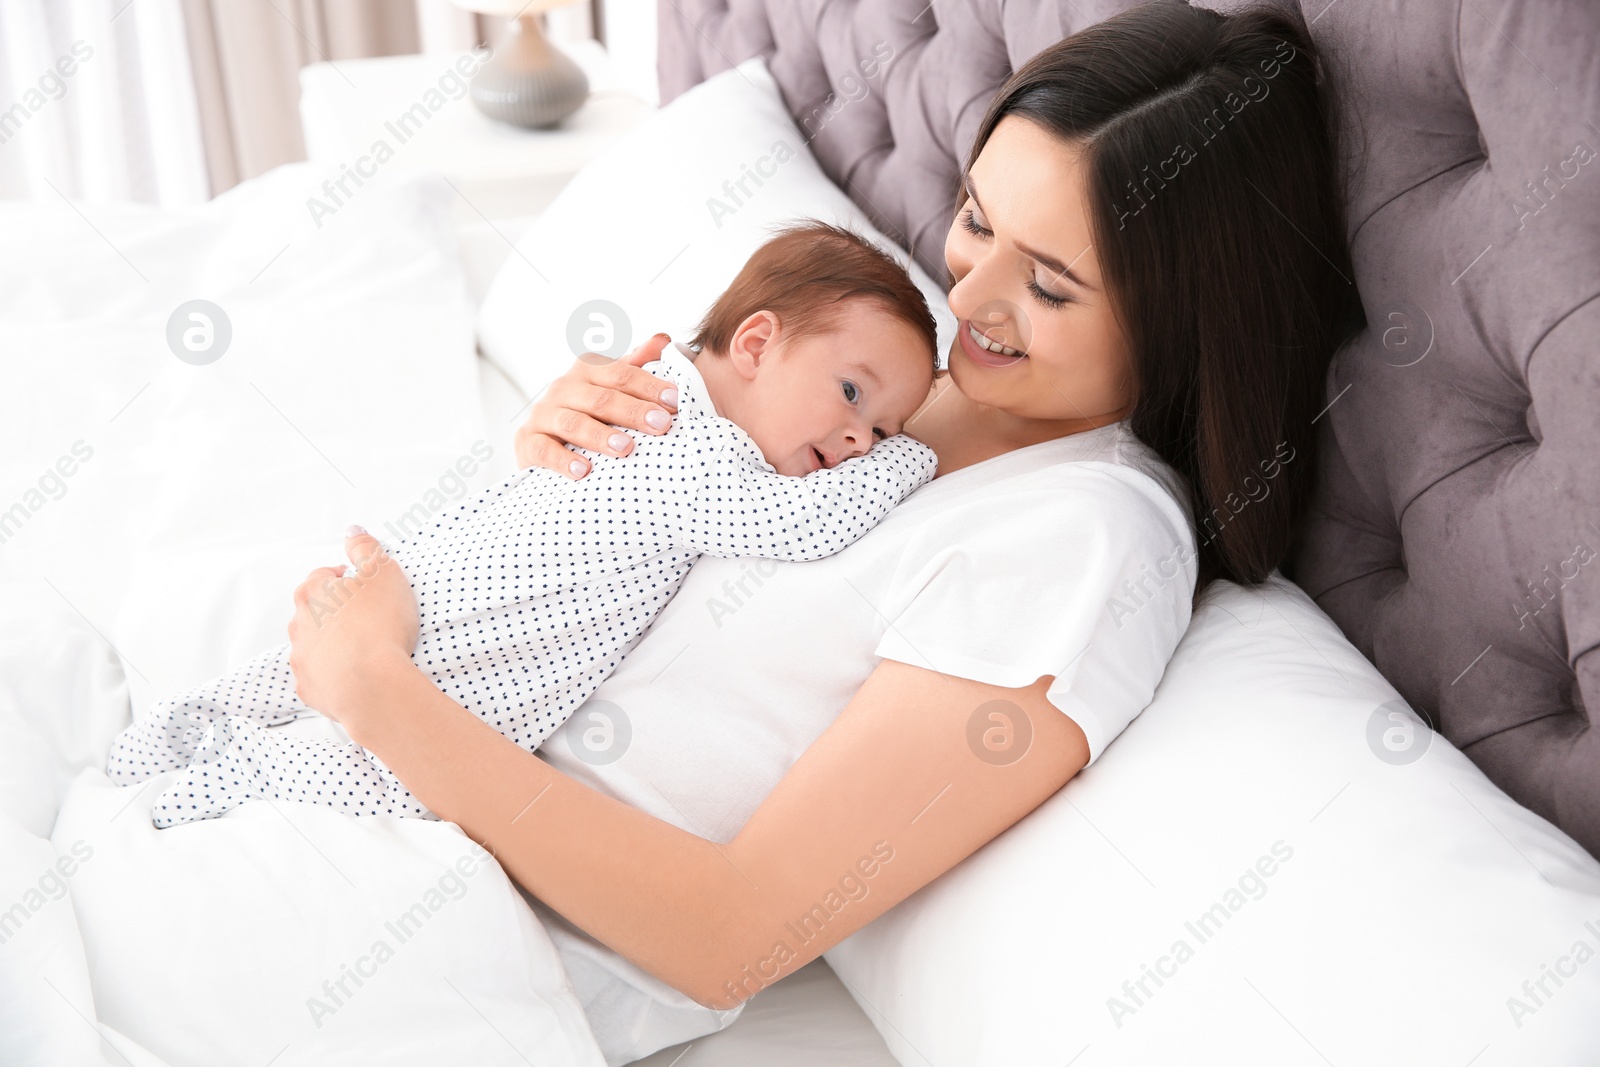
[105,705,212,785]
[149,717,261,828]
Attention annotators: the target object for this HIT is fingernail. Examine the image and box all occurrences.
[653,332,670,341]
[646,409,671,431]
[569,459,586,478]
[659,387,678,409]
[346,525,366,537]
[608,432,631,453]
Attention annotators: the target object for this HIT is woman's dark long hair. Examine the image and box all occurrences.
[962,0,1362,602]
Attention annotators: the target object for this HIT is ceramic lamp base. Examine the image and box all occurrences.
[469,15,589,129]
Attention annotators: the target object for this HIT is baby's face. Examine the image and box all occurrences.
[742,301,935,477]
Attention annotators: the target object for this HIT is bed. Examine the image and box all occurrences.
[2,0,1597,1064]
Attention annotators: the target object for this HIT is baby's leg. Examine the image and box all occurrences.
[106,643,311,786]
[149,716,434,828]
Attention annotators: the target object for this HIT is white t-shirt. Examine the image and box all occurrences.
[521,419,1199,1064]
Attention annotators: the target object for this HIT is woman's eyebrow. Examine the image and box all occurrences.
[963,173,1098,293]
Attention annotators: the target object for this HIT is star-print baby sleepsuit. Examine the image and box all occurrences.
[107,342,937,827]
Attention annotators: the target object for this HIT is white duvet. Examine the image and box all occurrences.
[0,166,605,1066]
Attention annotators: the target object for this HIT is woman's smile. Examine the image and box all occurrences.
[958,318,1029,367]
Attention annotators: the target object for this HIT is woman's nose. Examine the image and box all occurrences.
[954,265,1032,352]
[949,247,1008,323]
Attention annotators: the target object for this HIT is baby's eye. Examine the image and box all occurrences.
[842,381,860,404]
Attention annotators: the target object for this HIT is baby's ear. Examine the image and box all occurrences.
[728,311,779,376]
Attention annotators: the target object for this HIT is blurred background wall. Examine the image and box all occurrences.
[0,0,657,204]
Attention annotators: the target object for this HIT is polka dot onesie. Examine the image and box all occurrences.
[105,343,938,828]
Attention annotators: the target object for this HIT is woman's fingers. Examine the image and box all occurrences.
[285,526,421,718]
[344,525,389,579]
[565,334,677,429]
[514,332,678,478]
[293,566,347,606]
[288,529,388,618]
[516,427,593,481]
[623,332,673,367]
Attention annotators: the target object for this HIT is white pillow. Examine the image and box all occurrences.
[825,576,1600,1065]
[475,57,956,400]
[0,164,495,722]
[0,582,129,839]
[0,814,115,1067]
[48,761,605,1067]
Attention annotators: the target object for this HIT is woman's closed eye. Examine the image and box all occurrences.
[960,206,1074,311]
[958,206,989,239]
[1028,278,1070,309]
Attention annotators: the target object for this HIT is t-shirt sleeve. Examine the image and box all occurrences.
[871,465,1196,765]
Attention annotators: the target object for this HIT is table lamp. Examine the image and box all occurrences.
[449,0,590,129]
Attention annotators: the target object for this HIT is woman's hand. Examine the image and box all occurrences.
[514,333,679,478]
[286,528,419,728]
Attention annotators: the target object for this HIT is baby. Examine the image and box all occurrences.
[107,220,940,828]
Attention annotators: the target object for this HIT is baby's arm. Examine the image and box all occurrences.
[664,423,937,561]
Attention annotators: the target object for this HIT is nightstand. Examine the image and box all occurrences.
[298,39,653,223]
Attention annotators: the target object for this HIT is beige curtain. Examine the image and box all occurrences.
[180,0,424,196]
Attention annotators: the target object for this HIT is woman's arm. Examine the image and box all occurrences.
[291,534,1089,1011]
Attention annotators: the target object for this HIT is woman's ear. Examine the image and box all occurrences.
[726,310,779,380]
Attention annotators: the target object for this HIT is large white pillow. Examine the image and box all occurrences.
[0,582,128,839]
[49,760,605,1066]
[0,164,496,722]
[475,57,956,400]
[825,576,1600,1065]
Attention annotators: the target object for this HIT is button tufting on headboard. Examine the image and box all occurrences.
[655,0,1600,855]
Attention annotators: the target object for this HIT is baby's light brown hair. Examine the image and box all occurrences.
[689,220,938,366]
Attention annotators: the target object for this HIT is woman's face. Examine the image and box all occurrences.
[943,114,1135,423]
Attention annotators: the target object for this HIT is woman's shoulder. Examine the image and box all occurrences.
[1096,421,1196,531]
[991,426,1199,598]
[969,421,1194,538]
[886,423,1197,641]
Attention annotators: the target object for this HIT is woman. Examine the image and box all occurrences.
[286,2,1357,1060]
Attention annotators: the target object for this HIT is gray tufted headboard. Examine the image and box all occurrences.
[655,0,1600,856]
